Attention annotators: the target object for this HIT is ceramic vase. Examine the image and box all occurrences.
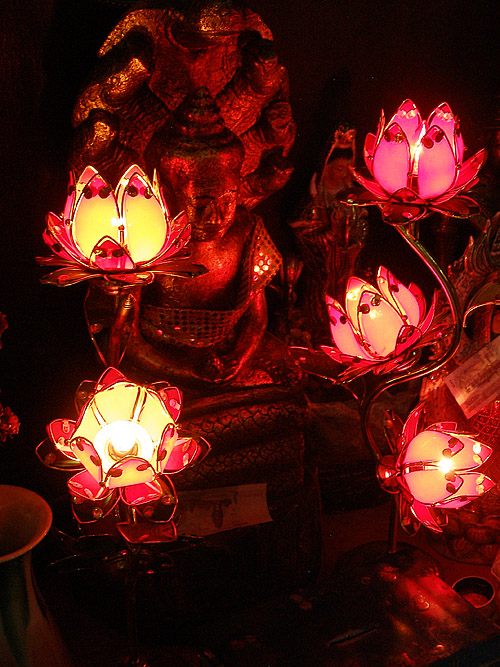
[0,485,71,666]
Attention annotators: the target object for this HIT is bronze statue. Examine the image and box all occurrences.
[71,0,295,209]
[122,88,284,385]
[71,0,296,387]
[290,126,368,345]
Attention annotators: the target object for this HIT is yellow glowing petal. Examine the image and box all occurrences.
[72,187,120,258]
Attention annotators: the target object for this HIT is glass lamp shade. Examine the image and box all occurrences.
[37,367,210,523]
[379,403,495,533]
[347,99,486,223]
[38,165,206,286]
[320,266,438,380]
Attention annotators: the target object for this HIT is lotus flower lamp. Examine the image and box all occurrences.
[38,165,207,366]
[346,99,486,224]
[321,266,439,382]
[379,403,495,534]
[38,164,205,286]
[37,367,210,531]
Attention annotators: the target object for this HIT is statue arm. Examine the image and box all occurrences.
[124,288,267,386]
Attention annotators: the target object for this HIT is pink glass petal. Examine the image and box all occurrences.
[70,437,104,484]
[344,277,369,325]
[120,476,178,527]
[390,99,423,146]
[45,212,86,263]
[410,499,443,532]
[430,422,459,432]
[162,435,206,473]
[426,102,460,160]
[62,170,77,222]
[157,423,177,472]
[36,437,83,470]
[363,132,377,173]
[404,429,450,466]
[116,166,168,264]
[105,272,152,285]
[121,478,163,506]
[46,418,77,458]
[96,367,127,391]
[417,125,456,200]
[443,149,487,198]
[152,385,182,422]
[379,202,427,225]
[152,169,170,217]
[372,122,410,195]
[429,195,481,218]
[90,237,135,271]
[394,324,422,355]
[44,214,83,263]
[408,282,427,323]
[438,433,492,469]
[67,469,110,501]
[39,266,101,286]
[326,296,372,360]
[105,457,156,489]
[435,472,495,508]
[71,166,103,218]
[320,345,375,370]
[148,260,207,278]
[351,170,389,200]
[374,109,386,149]
[404,468,458,505]
[356,290,404,357]
[377,267,422,326]
[401,403,426,449]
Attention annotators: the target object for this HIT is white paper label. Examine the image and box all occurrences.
[444,335,500,419]
[177,483,272,537]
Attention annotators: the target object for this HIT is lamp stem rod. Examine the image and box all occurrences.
[359,222,463,460]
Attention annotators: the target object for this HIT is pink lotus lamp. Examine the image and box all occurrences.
[37,367,210,530]
[321,266,439,381]
[379,403,495,534]
[38,165,207,366]
[38,164,205,286]
[346,99,486,224]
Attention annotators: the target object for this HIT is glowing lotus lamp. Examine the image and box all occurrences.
[347,99,486,223]
[320,266,438,380]
[38,165,205,286]
[379,403,495,533]
[37,367,209,525]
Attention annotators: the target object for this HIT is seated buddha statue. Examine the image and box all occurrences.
[122,88,288,389]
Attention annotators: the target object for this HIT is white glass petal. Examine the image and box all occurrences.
[357,291,404,357]
[377,267,422,326]
[116,167,168,264]
[72,173,121,259]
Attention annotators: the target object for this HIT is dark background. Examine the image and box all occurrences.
[0,0,499,495]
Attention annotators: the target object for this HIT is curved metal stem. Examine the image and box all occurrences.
[360,222,463,460]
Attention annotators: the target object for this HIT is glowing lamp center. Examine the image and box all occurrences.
[94,420,152,461]
[438,457,454,474]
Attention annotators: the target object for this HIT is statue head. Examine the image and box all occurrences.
[168,0,246,49]
[147,88,245,241]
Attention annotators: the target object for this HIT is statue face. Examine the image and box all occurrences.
[322,157,352,193]
[164,157,240,241]
[183,181,239,241]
